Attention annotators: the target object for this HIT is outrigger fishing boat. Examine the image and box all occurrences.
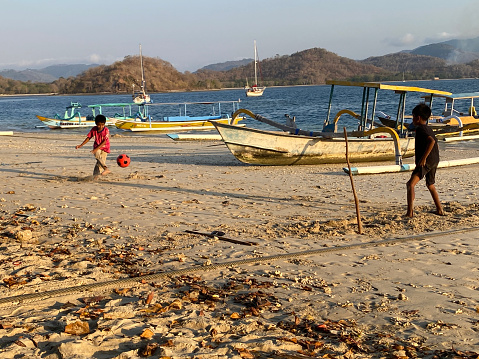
[115,100,244,132]
[36,102,115,129]
[424,92,479,141]
[378,92,479,141]
[36,102,147,129]
[213,81,451,166]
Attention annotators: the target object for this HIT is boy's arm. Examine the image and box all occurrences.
[76,137,90,149]
[418,136,435,167]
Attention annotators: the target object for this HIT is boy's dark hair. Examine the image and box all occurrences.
[412,103,431,121]
[95,114,107,125]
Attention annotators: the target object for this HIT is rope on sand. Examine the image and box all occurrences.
[1,226,478,308]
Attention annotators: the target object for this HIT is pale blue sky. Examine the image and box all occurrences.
[1,0,479,72]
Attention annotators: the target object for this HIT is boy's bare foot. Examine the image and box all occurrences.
[101,169,111,176]
[405,212,413,218]
[434,210,445,216]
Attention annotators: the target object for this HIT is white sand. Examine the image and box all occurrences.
[0,132,478,358]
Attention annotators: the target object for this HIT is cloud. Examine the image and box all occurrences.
[384,33,416,47]
[424,32,456,44]
[88,54,102,63]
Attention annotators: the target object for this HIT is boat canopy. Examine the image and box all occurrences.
[88,102,148,119]
[422,92,479,100]
[325,80,452,96]
[146,100,241,107]
[324,81,452,135]
[422,92,479,117]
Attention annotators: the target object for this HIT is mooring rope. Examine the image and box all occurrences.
[0,226,478,308]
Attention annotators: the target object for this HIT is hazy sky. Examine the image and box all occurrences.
[2,0,479,72]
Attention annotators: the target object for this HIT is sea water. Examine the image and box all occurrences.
[1,79,479,135]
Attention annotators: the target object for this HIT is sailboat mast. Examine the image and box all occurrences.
[139,44,146,92]
[254,40,258,85]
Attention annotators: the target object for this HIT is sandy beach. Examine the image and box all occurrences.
[0,132,478,358]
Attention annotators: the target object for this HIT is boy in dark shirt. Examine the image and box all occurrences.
[406,103,444,218]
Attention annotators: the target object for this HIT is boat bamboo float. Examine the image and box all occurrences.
[443,134,479,142]
[344,157,479,175]
[167,133,222,141]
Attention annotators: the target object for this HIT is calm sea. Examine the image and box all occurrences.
[1,79,479,134]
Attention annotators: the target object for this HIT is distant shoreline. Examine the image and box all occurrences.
[1,79,478,98]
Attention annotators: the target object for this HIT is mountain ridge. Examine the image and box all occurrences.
[0,64,99,83]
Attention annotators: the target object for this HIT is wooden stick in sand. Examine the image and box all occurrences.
[343,127,363,234]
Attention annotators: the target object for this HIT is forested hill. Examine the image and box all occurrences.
[52,55,195,94]
[0,48,387,95]
[195,48,385,87]
[55,48,388,91]
[360,52,479,81]
[3,46,479,95]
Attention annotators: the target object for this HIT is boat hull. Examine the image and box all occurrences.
[213,122,415,165]
[36,116,117,129]
[245,87,265,97]
[115,117,240,132]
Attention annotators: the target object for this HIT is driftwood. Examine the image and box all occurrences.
[185,230,257,246]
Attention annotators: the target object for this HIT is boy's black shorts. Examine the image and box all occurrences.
[412,164,438,186]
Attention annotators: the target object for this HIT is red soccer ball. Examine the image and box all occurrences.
[116,154,130,168]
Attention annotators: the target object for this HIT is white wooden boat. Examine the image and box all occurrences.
[214,81,452,166]
[115,100,243,132]
[245,41,265,97]
[213,119,414,165]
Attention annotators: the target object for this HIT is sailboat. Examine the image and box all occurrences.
[245,40,266,97]
[132,44,151,104]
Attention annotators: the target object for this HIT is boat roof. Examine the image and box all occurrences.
[147,100,241,107]
[87,100,241,108]
[326,80,452,96]
[88,103,141,108]
[422,92,479,100]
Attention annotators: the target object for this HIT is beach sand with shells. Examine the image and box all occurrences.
[0,132,478,358]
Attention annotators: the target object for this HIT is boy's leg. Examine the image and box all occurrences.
[93,157,102,176]
[425,166,443,215]
[94,151,110,176]
[93,162,101,176]
[406,174,420,217]
[427,184,444,215]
